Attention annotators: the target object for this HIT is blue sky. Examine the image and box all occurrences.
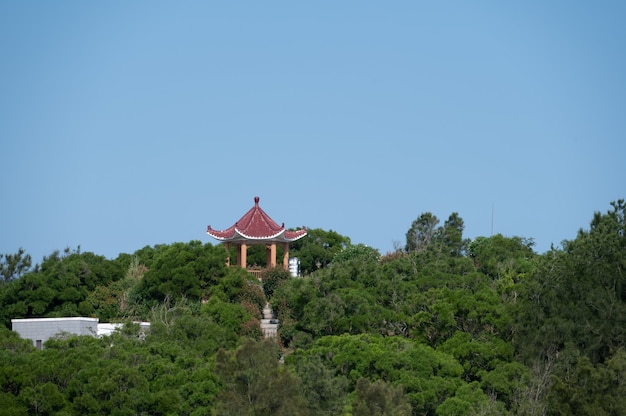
[1,2,624,263]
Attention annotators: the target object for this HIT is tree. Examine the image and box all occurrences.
[261,267,291,300]
[0,248,32,283]
[84,255,148,321]
[406,213,439,253]
[514,200,626,365]
[332,243,380,264]
[468,234,535,281]
[290,354,349,416]
[547,348,626,415]
[215,339,308,415]
[440,212,469,257]
[138,241,227,302]
[201,297,251,336]
[0,250,124,324]
[288,228,351,274]
[352,378,412,416]
[405,212,471,257]
[296,334,473,414]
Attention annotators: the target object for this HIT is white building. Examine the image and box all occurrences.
[11,317,150,349]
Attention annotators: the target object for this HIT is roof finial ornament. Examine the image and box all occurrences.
[254,196,260,205]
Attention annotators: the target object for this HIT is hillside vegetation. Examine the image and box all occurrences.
[1,200,624,415]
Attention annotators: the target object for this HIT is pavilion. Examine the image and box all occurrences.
[206,196,307,273]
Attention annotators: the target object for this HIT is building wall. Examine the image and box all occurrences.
[96,322,150,337]
[11,317,99,349]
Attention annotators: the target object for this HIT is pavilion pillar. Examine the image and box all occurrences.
[239,243,247,269]
[224,243,231,267]
[266,243,277,268]
[283,243,289,270]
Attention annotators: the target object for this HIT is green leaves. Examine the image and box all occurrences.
[547,349,626,415]
[332,244,380,264]
[291,334,493,415]
[406,212,469,256]
[510,201,626,413]
[291,354,349,415]
[406,212,440,253]
[515,201,626,364]
[0,250,124,324]
[261,266,291,300]
[215,339,308,415]
[0,248,32,283]
[139,241,227,302]
[352,378,412,416]
[468,234,535,281]
[201,297,250,335]
[288,228,351,274]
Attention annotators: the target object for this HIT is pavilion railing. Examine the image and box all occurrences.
[247,269,265,280]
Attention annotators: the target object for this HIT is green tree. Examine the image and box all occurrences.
[261,266,291,300]
[436,381,497,416]
[83,255,149,321]
[201,297,251,336]
[0,248,32,283]
[352,378,412,416]
[547,348,626,415]
[138,241,227,302]
[332,243,380,264]
[289,228,351,274]
[468,234,535,281]
[20,382,67,415]
[290,354,349,416]
[295,334,475,414]
[409,282,510,348]
[0,327,34,415]
[215,339,308,415]
[404,212,469,257]
[514,200,626,365]
[0,249,124,324]
[440,212,469,257]
[406,212,439,253]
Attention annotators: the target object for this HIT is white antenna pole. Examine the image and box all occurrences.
[491,202,494,236]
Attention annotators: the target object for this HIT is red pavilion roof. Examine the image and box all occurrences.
[207,196,307,243]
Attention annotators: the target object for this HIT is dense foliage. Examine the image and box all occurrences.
[0,200,624,415]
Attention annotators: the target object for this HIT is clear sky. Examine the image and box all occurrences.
[1,2,624,264]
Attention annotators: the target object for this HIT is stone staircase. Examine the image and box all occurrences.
[260,303,279,338]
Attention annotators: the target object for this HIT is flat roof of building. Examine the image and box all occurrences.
[11,317,99,323]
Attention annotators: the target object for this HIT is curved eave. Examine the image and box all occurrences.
[207,227,307,243]
[206,225,236,240]
[284,229,308,241]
